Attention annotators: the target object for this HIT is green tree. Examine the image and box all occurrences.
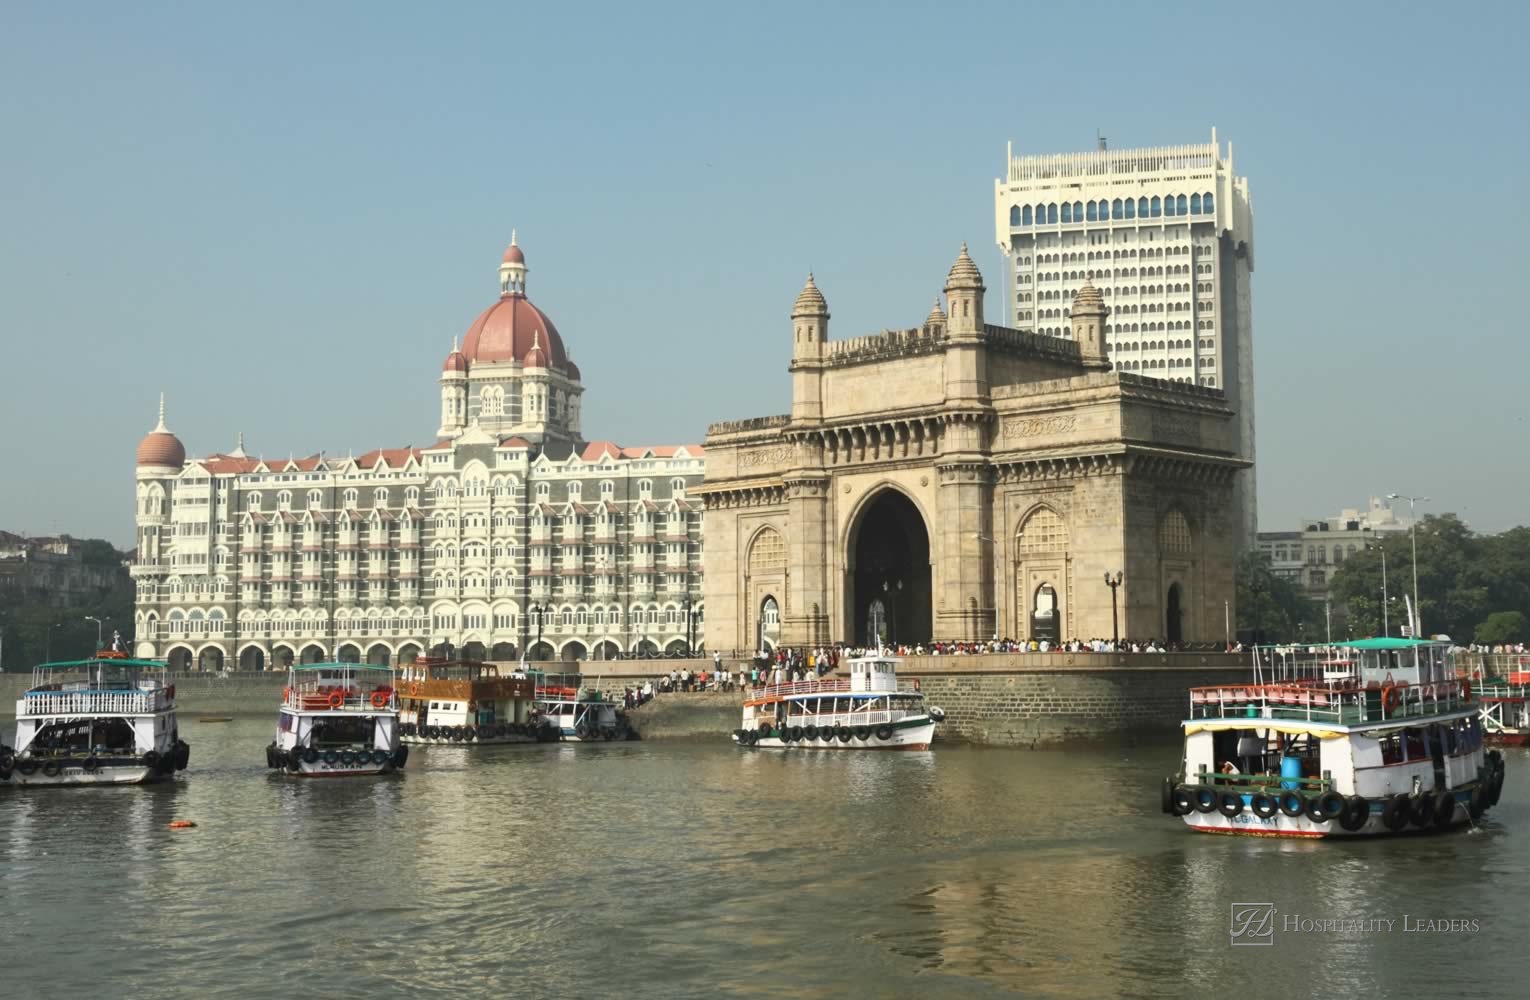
[1474,611,1525,645]
[1236,551,1312,643]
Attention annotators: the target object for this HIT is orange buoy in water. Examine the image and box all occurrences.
[168,820,196,830]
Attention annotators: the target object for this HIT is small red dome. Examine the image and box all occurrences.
[137,431,186,468]
[502,243,525,264]
[443,348,468,374]
[524,344,548,369]
[564,359,581,381]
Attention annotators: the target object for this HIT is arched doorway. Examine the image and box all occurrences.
[336,644,361,663]
[365,643,391,665]
[491,642,517,661]
[561,640,586,662]
[199,647,225,672]
[462,641,487,661]
[665,639,688,657]
[167,646,193,672]
[430,642,453,658]
[1031,583,1059,643]
[758,595,780,654]
[239,646,265,671]
[594,640,620,660]
[529,641,553,660]
[1166,583,1183,643]
[397,643,420,664]
[636,639,658,658]
[848,490,931,646]
[300,644,325,664]
[272,645,295,669]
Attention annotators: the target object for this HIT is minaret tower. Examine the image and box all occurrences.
[1070,280,1110,369]
[500,229,527,295]
[789,273,828,422]
[439,337,468,438]
[133,394,186,653]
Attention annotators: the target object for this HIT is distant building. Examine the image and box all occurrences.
[1256,497,1413,606]
[0,532,125,607]
[993,131,1256,545]
[132,237,706,671]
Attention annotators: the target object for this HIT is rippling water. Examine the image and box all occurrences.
[2,720,1526,998]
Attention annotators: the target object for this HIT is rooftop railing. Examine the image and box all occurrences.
[1189,679,1470,725]
[748,678,850,700]
[22,689,169,716]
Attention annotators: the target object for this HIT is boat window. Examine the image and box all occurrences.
[430,702,439,709]
[1378,732,1402,764]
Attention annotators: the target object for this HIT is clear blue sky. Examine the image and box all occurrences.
[2,1,1526,545]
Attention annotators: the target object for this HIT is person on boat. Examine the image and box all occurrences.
[1220,760,1241,775]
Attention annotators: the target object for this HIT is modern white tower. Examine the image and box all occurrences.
[993,130,1256,544]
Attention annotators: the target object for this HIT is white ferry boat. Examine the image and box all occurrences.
[1162,638,1505,837]
[1474,658,1530,746]
[1,653,190,787]
[395,657,556,745]
[732,654,944,750]
[534,672,632,742]
[264,663,407,777]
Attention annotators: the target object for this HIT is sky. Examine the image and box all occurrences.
[2,1,1527,546]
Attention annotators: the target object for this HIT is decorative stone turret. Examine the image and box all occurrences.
[1070,280,1110,369]
[790,273,829,422]
[499,229,527,295]
[924,298,946,336]
[943,243,985,338]
[438,337,468,438]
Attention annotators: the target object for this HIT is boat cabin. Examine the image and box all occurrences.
[849,656,899,694]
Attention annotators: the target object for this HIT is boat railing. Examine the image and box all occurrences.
[749,678,851,700]
[1189,678,1470,724]
[1477,679,1530,701]
[283,684,396,712]
[21,688,169,716]
[780,707,905,728]
[1192,769,1334,793]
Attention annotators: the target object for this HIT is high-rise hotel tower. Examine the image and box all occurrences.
[993,131,1256,543]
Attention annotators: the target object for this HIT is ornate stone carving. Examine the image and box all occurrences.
[738,445,791,469]
[1150,413,1197,443]
[1003,414,1076,441]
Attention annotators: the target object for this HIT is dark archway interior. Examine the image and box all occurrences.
[850,491,931,646]
[1166,583,1183,643]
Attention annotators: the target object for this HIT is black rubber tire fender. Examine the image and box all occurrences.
[1432,792,1456,829]
[1193,787,1218,814]
[1277,791,1306,818]
[1381,793,1410,830]
[875,725,894,741]
[285,751,301,772]
[852,726,871,741]
[302,748,319,764]
[837,728,853,743]
[1338,795,1370,832]
[1172,785,1197,817]
[1315,791,1346,821]
[1409,794,1436,827]
[788,726,803,742]
[43,759,63,777]
[803,725,819,740]
[1217,792,1244,818]
[1250,793,1279,819]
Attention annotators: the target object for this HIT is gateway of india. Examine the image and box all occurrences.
[699,245,1245,653]
[132,238,705,670]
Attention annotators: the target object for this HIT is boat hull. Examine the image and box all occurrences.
[733,719,936,751]
[282,761,397,778]
[1178,791,1479,838]
[1484,730,1530,747]
[3,763,165,787]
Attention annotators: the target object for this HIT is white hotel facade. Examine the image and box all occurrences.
[132,239,706,670]
[993,131,1257,543]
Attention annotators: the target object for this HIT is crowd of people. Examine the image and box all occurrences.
[1466,642,1528,654]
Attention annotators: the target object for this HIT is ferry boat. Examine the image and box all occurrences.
[395,657,555,745]
[534,672,632,742]
[1475,657,1530,746]
[1161,638,1506,837]
[731,654,944,750]
[1,653,190,787]
[265,663,407,777]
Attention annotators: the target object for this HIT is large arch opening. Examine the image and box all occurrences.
[239,646,266,671]
[529,641,554,660]
[1166,583,1184,644]
[758,595,781,654]
[462,641,487,661]
[365,643,392,665]
[336,643,361,663]
[272,645,295,669]
[166,646,193,672]
[490,642,518,661]
[397,643,421,664]
[198,647,225,672]
[847,489,931,646]
[299,644,326,664]
[594,640,621,661]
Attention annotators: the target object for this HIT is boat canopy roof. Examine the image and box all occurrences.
[35,657,166,670]
[1257,637,1446,652]
[290,662,393,671]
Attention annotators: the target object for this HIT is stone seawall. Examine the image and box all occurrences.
[626,691,744,742]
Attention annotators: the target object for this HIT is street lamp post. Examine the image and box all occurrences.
[1103,572,1123,647]
[1379,544,1389,637]
[85,616,105,653]
[45,622,62,662]
[682,595,695,656]
[1386,493,1428,637]
[530,603,545,661]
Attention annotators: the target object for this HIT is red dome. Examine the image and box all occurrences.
[442,348,468,373]
[502,243,525,264]
[564,359,582,381]
[462,294,568,368]
[137,430,186,468]
[524,343,548,369]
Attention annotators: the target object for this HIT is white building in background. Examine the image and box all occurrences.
[993,131,1257,544]
[1257,497,1413,603]
[132,238,706,670]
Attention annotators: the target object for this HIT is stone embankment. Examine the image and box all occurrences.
[625,691,745,742]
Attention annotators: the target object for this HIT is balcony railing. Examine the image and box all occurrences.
[1189,679,1470,725]
[22,689,170,716]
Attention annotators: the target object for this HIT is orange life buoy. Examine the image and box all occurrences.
[370,690,390,709]
[283,686,293,702]
[327,690,345,709]
[408,681,421,697]
[1381,685,1400,713]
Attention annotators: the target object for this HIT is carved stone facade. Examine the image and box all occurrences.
[700,247,1247,652]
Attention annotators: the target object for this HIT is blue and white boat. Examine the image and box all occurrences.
[1162,638,1505,837]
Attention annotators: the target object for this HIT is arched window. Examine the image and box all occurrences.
[1010,205,1021,226]
[1164,195,1176,217]
[1111,198,1122,220]
[1086,201,1098,222]
[1190,193,1202,214]
[1061,203,1072,224]
[1176,194,1187,215]
[1203,192,1214,213]
[307,490,322,508]
[1015,507,1067,553]
[1072,201,1083,221]
[1137,197,1149,218]
[1124,198,1135,220]
[1022,205,1032,225]
[1160,510,1192,554]
[1150,196,1161,218]
[1046,203,1058,224]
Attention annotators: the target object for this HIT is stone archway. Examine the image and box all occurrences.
[462,641,487,661]
[299,644,326,664]
[272,645,296,669]
[365,643,391,665]
[397,643,421,664]
[847,489,931,646]
[1166,583,1183,644]
[561,640,587,662]
[239,646,266,671]
[198,647,225,672]
[491,642,518,661]
[594,640,620,660]
[758,595,781,654]
[529,641,554,660]
[166,646,193,672]
[336,643,361,663]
